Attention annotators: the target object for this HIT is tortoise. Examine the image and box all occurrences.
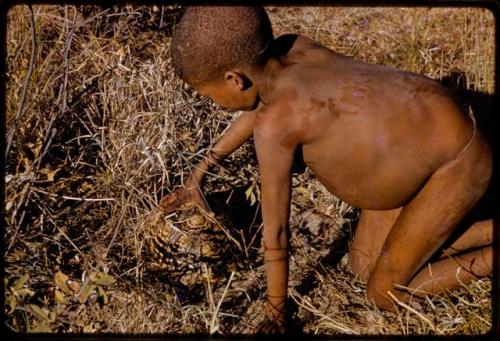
[143,201,239,288]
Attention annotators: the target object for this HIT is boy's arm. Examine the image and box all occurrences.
[253,113,297,333]
[160,109,257,212]
[191,109,257,183]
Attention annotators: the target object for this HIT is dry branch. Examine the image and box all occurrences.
[5,4,36,159]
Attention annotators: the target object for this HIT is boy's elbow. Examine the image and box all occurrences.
[263,224,288,249]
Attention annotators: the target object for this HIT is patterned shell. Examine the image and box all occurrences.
[143,202,232,287]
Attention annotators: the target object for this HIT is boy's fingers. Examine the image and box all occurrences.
[190,199,210,214]
[159,193,175,206]
[194,194,210,212]
[158,186,209,213]
[159,193,181,212]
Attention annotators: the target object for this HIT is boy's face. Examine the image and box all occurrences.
[195,75,260,111]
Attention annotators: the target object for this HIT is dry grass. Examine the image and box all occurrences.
[4,5,494,336]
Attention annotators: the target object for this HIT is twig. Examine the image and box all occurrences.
[386,291,436,331]
[32,6,77,171]
[104,194,130,260]
[203,264,215,332]
[5,210,26,256]
[52,221,85,258]
[32,72,107,170]
[209,271,235,334]
[5,4,36,159]
[289,291,358,334]
[59,195,116,202]
[31,198,92,229]
[33,188,115,202]
[36,126,56,169]
[472,312,492,327]
[58,5,78,112]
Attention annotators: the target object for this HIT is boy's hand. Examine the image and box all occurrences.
[158,176,209,213]
[158,110,258,214]
[256,298,287,334]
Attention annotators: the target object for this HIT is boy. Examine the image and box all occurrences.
[161,6,493,334]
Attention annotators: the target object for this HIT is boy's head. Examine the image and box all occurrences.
[171,6,273,109]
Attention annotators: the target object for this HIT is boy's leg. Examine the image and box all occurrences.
[350,216,493,282]
[438,219,492,258]
[407,245,492,296]
[365,134,492,310]
[349,208,400,281]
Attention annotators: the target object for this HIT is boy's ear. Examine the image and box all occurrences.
[224,71,253,91]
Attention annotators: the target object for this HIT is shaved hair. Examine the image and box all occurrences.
[171,6,274,86]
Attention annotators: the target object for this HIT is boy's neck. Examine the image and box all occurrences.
[255,58,283,105]
[255,35,301,105]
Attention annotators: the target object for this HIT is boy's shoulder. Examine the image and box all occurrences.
[266,34,347,92]
[274,33,326,51]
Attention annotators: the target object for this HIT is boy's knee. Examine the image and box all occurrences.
[365,263,408,311]
[366,276,396,311]
[262,225,288,250]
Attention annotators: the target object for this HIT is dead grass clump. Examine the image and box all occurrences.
[4,5,494,336]
[267,6,494,92]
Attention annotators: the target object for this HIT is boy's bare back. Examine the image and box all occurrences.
[256,34,475,209]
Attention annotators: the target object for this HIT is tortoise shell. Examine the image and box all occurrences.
[143,202,233,287]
